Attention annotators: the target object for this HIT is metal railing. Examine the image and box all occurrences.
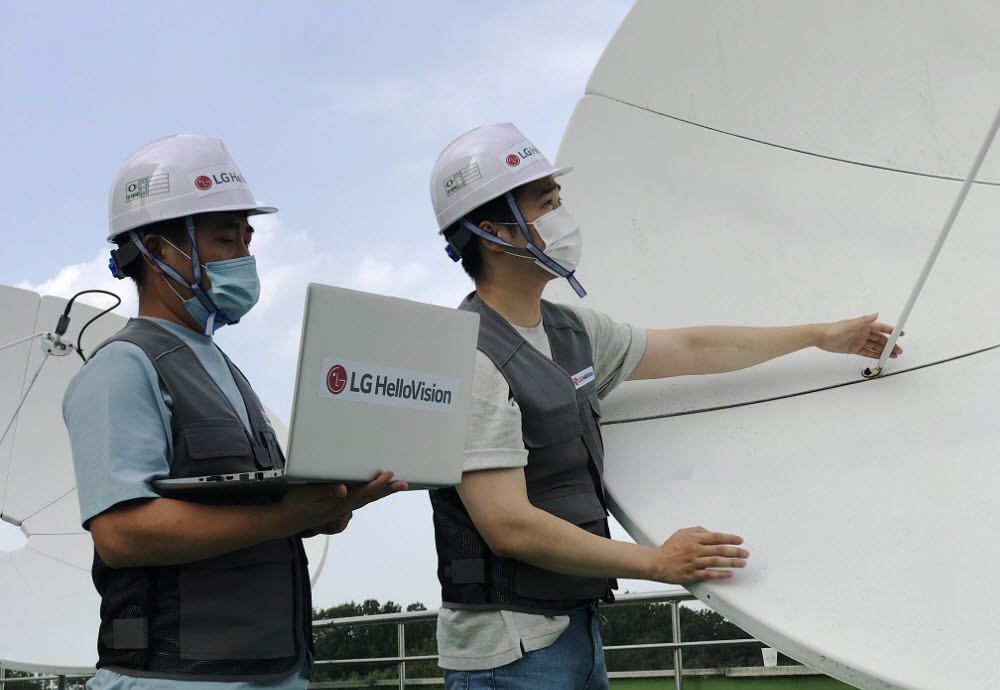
[0,590,770,690]
[0,671,91,690]
[312,589,768,690]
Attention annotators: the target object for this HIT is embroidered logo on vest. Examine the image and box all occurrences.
[572,365,596,389]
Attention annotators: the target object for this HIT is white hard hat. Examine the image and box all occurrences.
[107,134,276,242]
[430,122,571,232]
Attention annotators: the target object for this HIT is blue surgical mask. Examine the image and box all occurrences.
[161,238,261,335]
[182,256,260,332]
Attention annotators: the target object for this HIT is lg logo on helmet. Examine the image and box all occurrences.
[500,142,541,171]
[191,167,248,194]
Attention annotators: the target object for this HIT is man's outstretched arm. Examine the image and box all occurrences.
[628,313,903,380]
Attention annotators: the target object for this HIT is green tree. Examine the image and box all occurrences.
[402,602,439,679]
[312,599,439,683]
[601,599,765,671]
[312,596,779,680]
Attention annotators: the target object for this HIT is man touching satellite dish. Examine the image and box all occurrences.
[427,123,903,689]
[62,135,405,687]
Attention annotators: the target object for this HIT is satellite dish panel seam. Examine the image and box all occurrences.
[583,90,1000,188]
[603,341,1000,426]
[581,0,1000,182]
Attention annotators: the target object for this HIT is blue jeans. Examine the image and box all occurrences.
[443,607,609,690]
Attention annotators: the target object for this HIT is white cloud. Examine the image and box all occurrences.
[15,248,139,317]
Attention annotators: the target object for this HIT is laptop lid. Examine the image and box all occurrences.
[285,283,478,489]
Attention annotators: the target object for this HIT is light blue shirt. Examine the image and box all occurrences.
[63,317,307,690]
[64,317,252,527]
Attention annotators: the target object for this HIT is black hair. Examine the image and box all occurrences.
[116,217,190,291]
[445,193,519,281]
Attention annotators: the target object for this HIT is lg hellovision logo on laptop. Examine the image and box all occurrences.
[318,358,458,413]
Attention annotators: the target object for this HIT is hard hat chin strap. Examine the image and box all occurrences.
[450,194,586,298]
[127,217,231,335]
[179,217,225,334]
[503,193,587,298]
[457,218,518,249]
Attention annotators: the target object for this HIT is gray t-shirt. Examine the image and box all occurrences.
[437,303,646,671]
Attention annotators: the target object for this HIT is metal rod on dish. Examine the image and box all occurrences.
[863,104,1000,379]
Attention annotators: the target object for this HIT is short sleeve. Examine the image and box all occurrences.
[62,341,172,528]
[461,351,528,473]
[565,304,647,398]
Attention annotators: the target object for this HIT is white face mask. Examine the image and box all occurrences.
[528,205,583,276]
[496,205,584,274]
[478,196,587,297]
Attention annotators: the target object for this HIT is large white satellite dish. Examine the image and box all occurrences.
[553,2,1000,688]
[0,284,327,674]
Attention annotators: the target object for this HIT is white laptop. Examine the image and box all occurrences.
[154,283,478,494]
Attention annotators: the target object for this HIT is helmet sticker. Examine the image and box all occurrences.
[189,164,251,197]
[125,174,170,203]
[498,140,542,173]
[443,162,482,197]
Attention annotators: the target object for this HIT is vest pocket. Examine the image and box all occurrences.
[521,400,582,448]
[178,539,295,660]
[531,487,606,524]
[586,392,602,418]
[183,420,252,460]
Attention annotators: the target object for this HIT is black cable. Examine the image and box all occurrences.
[58,289,122,362]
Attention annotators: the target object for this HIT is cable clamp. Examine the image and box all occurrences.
[40,332,75,357]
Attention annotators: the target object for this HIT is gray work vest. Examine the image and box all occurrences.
[87,318,312,681]
[430,294,617,615]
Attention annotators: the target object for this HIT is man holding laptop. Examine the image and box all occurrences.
[428,123,903,688]
[63,135,405,687]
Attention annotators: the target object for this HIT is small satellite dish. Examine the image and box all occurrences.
[553,2,1000,688]
[0,285,327,673]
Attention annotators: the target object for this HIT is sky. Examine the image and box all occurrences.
[0,1,661,610]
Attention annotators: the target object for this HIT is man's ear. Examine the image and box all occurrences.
[478,221,507,254]
[141,235,166,275]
